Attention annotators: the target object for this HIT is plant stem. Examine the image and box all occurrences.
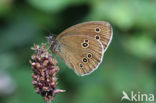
[46,101,51,103]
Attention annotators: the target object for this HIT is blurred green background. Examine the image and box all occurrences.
[0,0,156,103]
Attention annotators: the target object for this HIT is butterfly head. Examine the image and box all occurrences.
[46,35,60,53]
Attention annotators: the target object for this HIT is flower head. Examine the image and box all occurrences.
[30,44,65,103]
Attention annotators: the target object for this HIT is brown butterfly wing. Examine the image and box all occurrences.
[56,35,104,76]
[56,21,113,50]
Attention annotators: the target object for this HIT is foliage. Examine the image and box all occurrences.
[0,0,155,103]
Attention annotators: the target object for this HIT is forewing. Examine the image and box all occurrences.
[56,21,113,51]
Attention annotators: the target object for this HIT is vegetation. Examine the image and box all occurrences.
[0,0,155,103]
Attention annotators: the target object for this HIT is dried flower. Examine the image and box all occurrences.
[30,44,65,103]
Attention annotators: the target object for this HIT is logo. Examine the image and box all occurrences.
[121,91,154,102]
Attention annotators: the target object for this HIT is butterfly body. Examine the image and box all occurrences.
[48,21,113,76]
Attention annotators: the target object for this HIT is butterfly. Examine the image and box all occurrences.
[47,21,113,76]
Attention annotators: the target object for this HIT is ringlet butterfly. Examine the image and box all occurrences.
[47,21,113,76]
